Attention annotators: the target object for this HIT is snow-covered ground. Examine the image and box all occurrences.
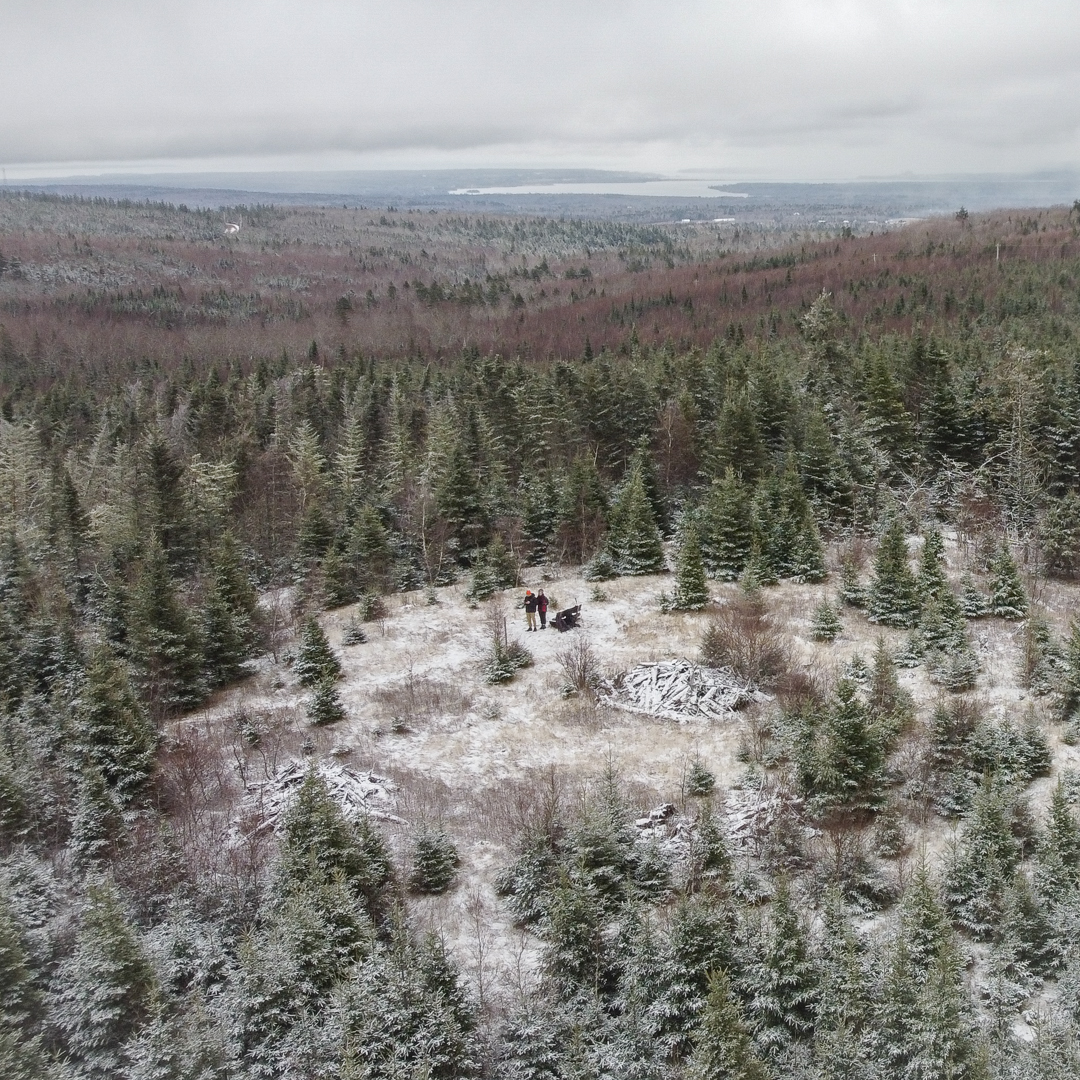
[181,537,1080,1003]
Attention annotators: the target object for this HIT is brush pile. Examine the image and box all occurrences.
[241,759,405,833]
[601,658,763,721]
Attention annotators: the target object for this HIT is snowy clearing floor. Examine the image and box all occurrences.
[184,545,1080,997]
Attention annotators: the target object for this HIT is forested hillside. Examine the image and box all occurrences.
[5,196,1080,1078]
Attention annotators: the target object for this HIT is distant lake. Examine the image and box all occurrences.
[448,180,750,198]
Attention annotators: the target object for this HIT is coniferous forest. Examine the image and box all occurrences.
[7,191,1080,1078]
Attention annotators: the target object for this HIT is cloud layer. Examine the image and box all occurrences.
[3,0,1080,178]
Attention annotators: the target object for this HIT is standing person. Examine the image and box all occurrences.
[537,589,549,630]
[524,590,538,631]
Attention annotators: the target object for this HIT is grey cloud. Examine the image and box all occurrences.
[2,0,1080,178]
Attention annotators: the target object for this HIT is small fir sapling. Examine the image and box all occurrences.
[957,572,990,618]
[686,756,716,796]
[867,517,921,627]
[356,591,389,622]
[917,528,950,600]
[1057,619,1080,725]
[340,618,367,645]
[686,970,769,1080]
[294,617,342,687]
[483,612,533,685]
[307,676,346,726]
[604,462,665,576]
[810,596,843,641]
[699,469,754,581]
[837,556,867,608]
[671,525,710,610]
[409,826,460,894]
[1021,612,1062,695]
[988,542,1028,620]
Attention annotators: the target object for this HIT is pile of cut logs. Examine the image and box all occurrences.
[242,760,405,834]
[601,658,762,721]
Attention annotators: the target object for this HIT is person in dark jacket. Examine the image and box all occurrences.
[524,590,538,631]
[537,589,549,629]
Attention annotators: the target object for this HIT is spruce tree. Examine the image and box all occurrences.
[988,542,1027,619]
[75,645,157,803]
[837,555,866,608]
[409,825,460,894]
[49,879,155,1079]
[942,776,1021,939]
[699,470,753,581]
[1035,780,1080,902]
[795,677,885,816]
[605,463,665,575]
[867,518,921,627]
[958,572,990,618]
[1058,619,1080,729]
[276,769,393,919]
[742,877,818,1059]
[672,525,710,610]
[0,886,44,1080]
[128,540,205,716]
[69,764,127,868]
[917,528,950,601]
[646,895,733,1060]
[687,970,769,1080]
[810,596,842,641]
[294,617,342,686]
[307,676,346,726]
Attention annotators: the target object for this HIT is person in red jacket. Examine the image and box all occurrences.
[537,589,549,629]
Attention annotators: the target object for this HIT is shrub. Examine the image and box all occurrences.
[701,595,790,688]
[555,635,602,699]
[341,619,367,646]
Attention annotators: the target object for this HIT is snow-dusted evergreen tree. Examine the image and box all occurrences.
[812,890,874,1079]
[69,764,127,868]
[409,825,460,894]
[687,969,769,1080]
[958,572,990,618]
[917,527,950,600]
[699,469,753,581]
[741,877,819,1060]
[276,768,393,920]
[942,775,1021,939]
[810,596,843,642]
[648,895,733,1061]
[605,462,665,575]
[127,538,206,716]
[49,878,155,1079]
[307,675,346,725]
[837,556,867,608]
[672,525,710,610]
[794,678,885,816]
[339,929,479,1079]
[74,644,157,803]
[1035,780,1080,902]
[867,517,921,627]
[1057,619,1080,723]
[0,884,45,1080]
[294,616,342,686]
[988,542,1028,619]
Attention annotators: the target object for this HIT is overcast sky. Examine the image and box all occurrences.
[3,0,1080,181]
